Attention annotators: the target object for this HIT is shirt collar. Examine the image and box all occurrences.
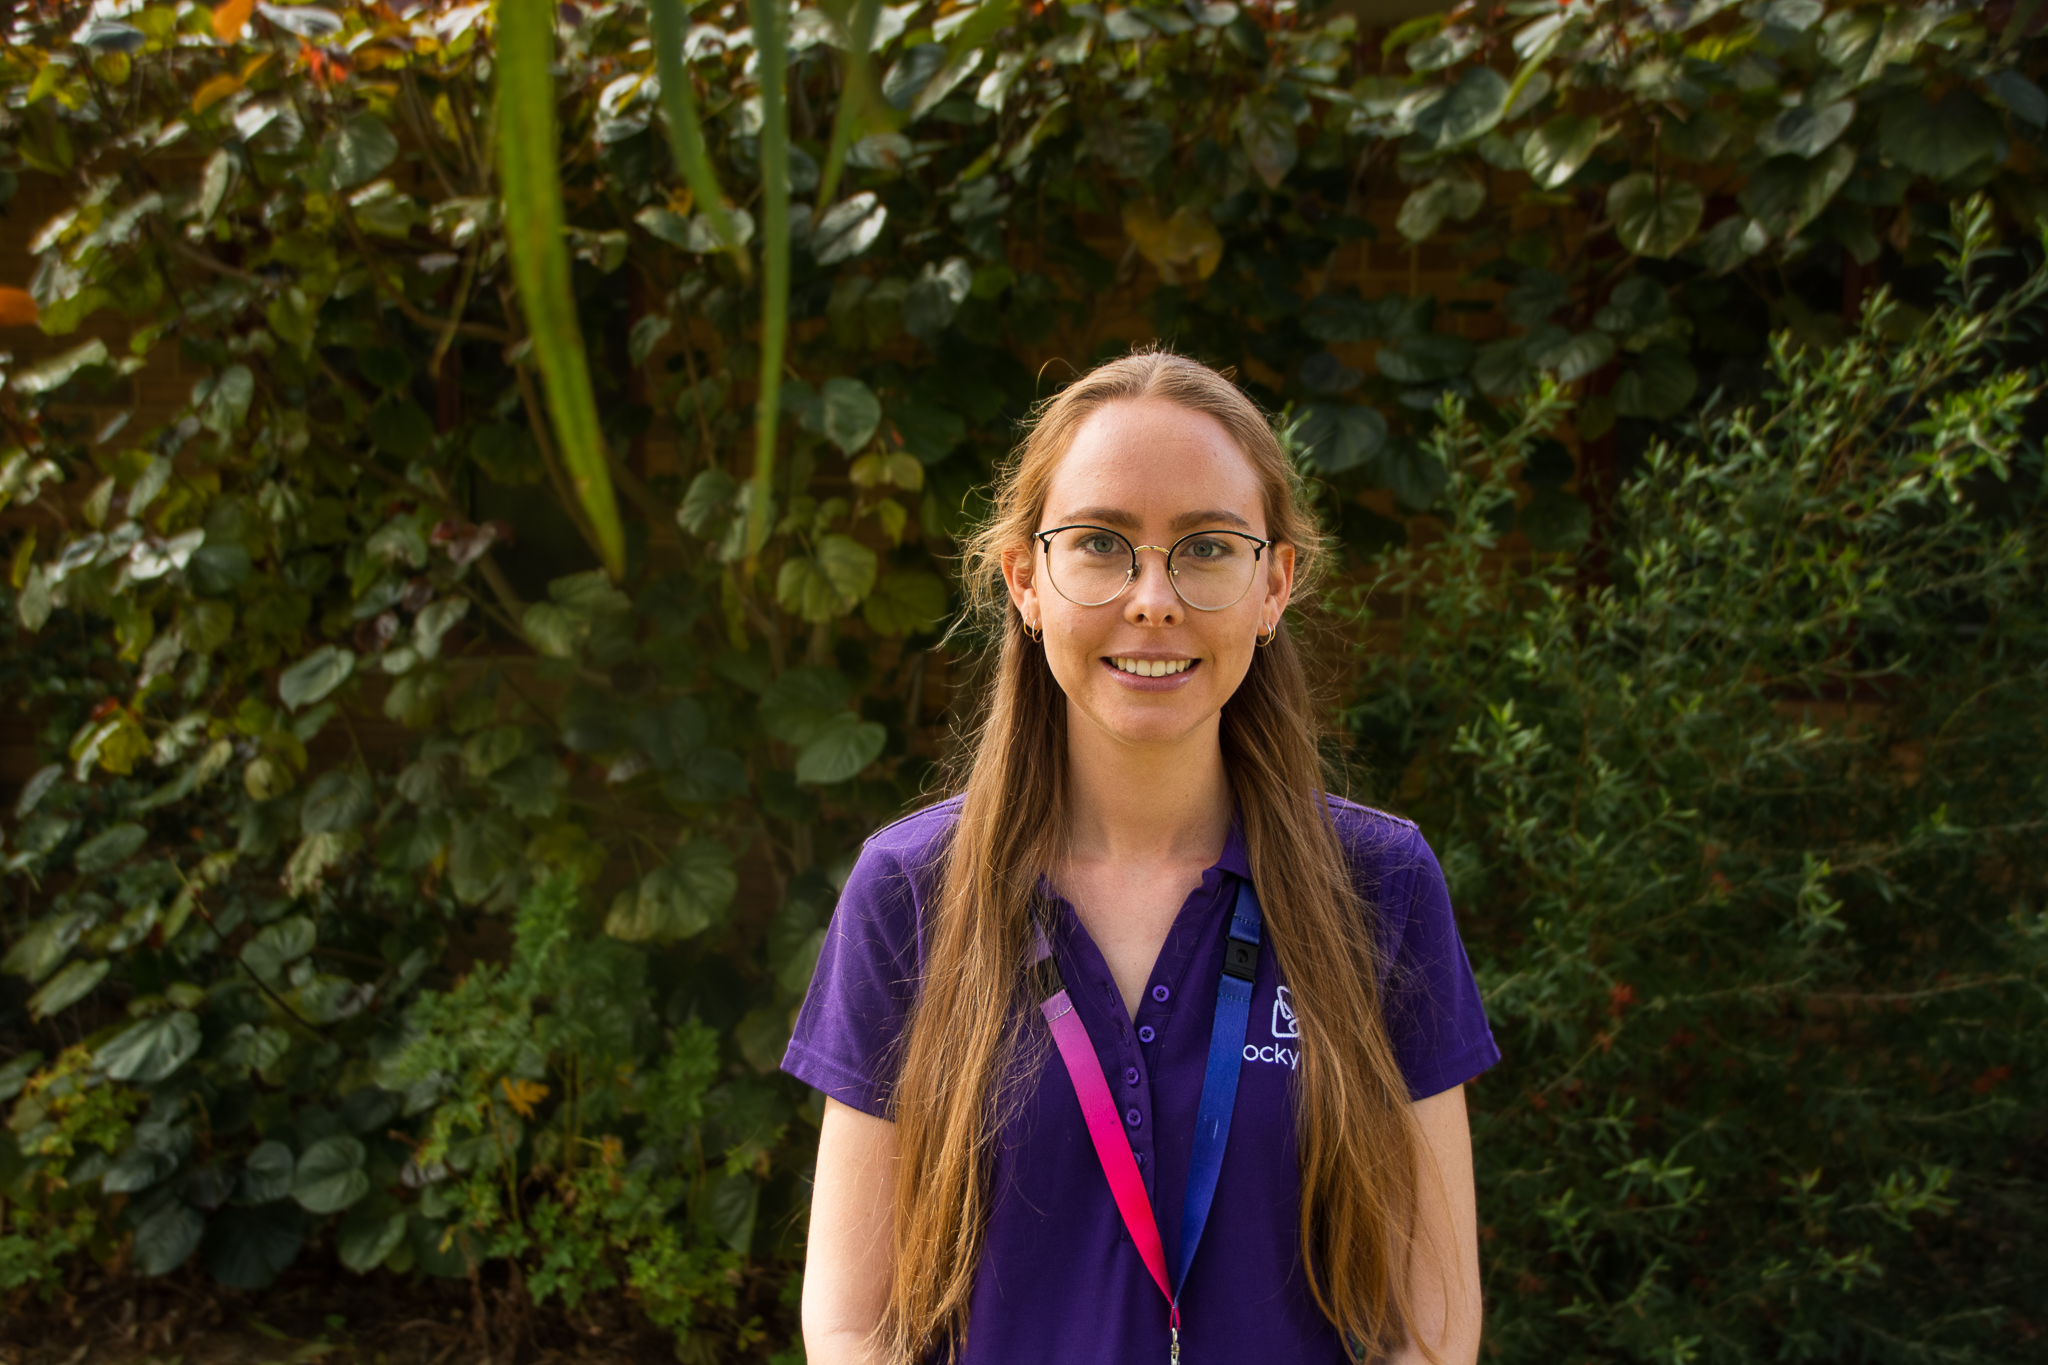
[1214,815,1253,881]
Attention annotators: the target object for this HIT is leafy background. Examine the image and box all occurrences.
[1,0,2044,1360]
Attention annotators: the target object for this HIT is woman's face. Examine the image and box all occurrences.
[1002,398,1295,752]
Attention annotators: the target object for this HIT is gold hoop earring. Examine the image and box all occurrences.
[1023,615,1043,643]
[1257,620,1278,647]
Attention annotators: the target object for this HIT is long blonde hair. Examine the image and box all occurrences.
[883,350,1422,1360]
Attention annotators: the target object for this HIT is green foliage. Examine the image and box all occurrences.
[1339,202,2048,1362]
[1,0,2044,1355]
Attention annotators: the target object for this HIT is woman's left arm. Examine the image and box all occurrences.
[1396,1084,1483,1365]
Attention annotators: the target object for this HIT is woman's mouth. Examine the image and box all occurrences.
[1105,656,1198,683]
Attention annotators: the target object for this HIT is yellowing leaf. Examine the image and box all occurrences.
[191,73,243,114]
[500,1077,549,1118]
[1122,201,1223,284]
[211,0,253,43]
[0,287,38,327]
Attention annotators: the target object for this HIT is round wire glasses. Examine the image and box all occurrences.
[1032,524,1271,612]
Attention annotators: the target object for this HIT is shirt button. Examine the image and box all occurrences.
[1137,1025,1156,1044]
[1151,984,1171,1003]
[1124,1107,1143,1128]
[1124,1066,1140,1087]
[1135,1152,1147,1167]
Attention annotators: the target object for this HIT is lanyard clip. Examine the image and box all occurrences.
[1169,1325,1180,1365]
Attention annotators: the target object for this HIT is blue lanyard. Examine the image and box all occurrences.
[1032,878,1263,1360]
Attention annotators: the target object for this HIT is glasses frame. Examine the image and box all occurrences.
[1032,524,1273,612]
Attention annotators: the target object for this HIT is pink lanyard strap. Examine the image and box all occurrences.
[1030,928,1182,1353]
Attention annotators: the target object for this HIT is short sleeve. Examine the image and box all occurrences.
[1340,806,1501,1101]
[780,805,952,1118]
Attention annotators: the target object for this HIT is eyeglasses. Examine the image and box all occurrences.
[1032,524,1272,612]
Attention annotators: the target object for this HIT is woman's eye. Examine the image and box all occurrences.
[1182,536,1234,561]
[1079,534,1120,555]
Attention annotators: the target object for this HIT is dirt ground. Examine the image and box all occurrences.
[0,1263,703,1365]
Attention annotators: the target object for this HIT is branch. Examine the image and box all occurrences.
[341,209,511,345]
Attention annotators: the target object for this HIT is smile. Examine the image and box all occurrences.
[1109,657,1195,678]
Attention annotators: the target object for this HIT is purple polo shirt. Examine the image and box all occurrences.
[783,795,1499,1364]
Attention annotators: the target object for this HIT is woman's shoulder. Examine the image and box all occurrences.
[858,793,963,863]
[1321,792,1430,862]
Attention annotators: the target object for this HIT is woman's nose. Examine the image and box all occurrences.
[1123,545,1180,625]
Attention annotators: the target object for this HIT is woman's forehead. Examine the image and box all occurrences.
[1044,400,1264,525]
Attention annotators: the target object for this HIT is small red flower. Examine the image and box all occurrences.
[91,697,122,721]
[1971,1065,2013,1094]
[1608,982,1636,1016]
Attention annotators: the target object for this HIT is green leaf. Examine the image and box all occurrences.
[707,1172,759,1253]
[821,377,883,454]
[1527,329,1615,383]
[863,568,950,635]
[1396,177,1483,242]
[197,364,254,436]
[1987,68,2047,130]
[238,1140,296,1204]
[450,811,524,906]
[605,840,736,942]
[203,1202,305,1290]
[74,821,147,873]
[1607,174,1705,259]
[1412,67,1508,150]
[338,1202,409,1273]
[1879,92,2004,180]
[27,958,108,1018]
[97,1011,202,1083]
[279,645,356,711]
[1518,485,1592,552]
[1523,114,1600,190]
[322,113,397,191]
[11,338,110,396]
[1612,343,1699,420]
[817,532,878,602]
[650,0,742,266]
[133,1204,205,1276]
[3,911,89,984]
[300,770,375,834]
[1693,215,1769,273]
[1756,100,1856,159]
[795,714,887,785]
[463,724,528,779]
[886,401,968,464]
[1406,24,1478,72]
[663,749,750,805]
[292,1135,370,1214]
[1236,97,1298,189]
[241,915,316,982]
[812,192,888,265]
[1381,441,1449,512]
[678,468,739,540]
[1377,334,1475,384]
[1741,144,1854,240]
[498,0,626,579]
[522,602,586,659]
[1295,403,1388,474]
[761,668,855,745]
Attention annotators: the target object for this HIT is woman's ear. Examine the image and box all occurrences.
[1001,541,1038,618]
[1264,541,1296,623]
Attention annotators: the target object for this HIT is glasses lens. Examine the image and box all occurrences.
[1169,533,1259,610]
[1044,527,1134,606]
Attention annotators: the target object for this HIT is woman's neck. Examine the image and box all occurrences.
[1062,709,1233,868]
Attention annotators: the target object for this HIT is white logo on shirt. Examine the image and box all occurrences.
[1271,986,1299,1040]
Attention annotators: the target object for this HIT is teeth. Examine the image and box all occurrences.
[1112,657,1192,677]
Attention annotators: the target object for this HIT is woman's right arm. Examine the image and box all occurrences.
[802,1097,899,1365]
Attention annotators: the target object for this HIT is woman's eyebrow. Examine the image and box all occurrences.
[1053,507,1255,532]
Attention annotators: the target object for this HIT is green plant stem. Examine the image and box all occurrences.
[815,0,882,211]
[746,0,791,580]
[496,0,627,580]
[651,0,748,276]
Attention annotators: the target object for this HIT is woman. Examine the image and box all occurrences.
[783,351,1499,1364]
